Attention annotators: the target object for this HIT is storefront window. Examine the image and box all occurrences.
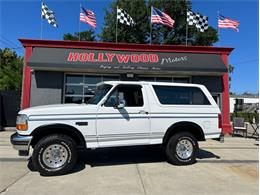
[156,77,172,82]
[64,74,119,103]
[64,74,189,104]
[65,96,83,104]
[103,76,120,81]
[139,77,156,82]
[139,76,190,83]
[84,86,96,96]
[173,78,190,83]
[84,75,102,84]
[66,75,83,84]
[65,85,83,95]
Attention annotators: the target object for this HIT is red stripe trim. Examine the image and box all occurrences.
[19,39,234,54]
[80,21,96,26]
[80,20,96,27]
[80,18,96,24]
[80,13,96,27]
[80,19,96,24]
[152,16,173,24]
[218,21,239,26]
[152,17,173,27]
[80,14,95,20]
[218,19,239,25]
[80,14,96,21]
[218,24,238,28]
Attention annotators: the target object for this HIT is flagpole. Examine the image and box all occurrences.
[40,2,43,40]
[185,16,188,45]
[150,6,152,44]
[116,6,118,43]
[185,2,188,46]
[217,11,220,45]
[79,4,81,41]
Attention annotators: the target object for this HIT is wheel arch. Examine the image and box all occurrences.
[30,124,86,149]
[163,121,205,145]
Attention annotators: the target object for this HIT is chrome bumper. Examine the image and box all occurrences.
[10,133,32,154]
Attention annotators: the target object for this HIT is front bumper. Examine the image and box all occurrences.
[10,133,32,155]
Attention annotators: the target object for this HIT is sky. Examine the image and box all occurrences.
[0,0,259,94]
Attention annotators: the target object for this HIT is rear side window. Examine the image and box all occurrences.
[152,85,210,105]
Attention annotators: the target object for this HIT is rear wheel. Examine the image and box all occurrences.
[32,134,77,176]
[165,132,198,165]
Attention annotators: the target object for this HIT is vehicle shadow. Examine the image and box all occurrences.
[197,149,221,159]
[27,146,221,175]
[77,146,220,167]
[78,145,166,167]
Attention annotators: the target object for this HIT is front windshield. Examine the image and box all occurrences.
[86,84,112,105]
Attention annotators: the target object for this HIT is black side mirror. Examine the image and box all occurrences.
[117,99,126,109]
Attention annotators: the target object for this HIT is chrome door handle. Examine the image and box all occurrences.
[139,110,149,114]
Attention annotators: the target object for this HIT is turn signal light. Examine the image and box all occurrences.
[16,124,28,131]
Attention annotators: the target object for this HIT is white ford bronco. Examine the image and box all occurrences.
[11,81,222,176]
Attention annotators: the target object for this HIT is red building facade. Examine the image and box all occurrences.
[19,39,233,134]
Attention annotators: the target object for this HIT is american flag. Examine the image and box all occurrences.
[151,7,174,28]
[80,7,96,28]
[218,15,239,32]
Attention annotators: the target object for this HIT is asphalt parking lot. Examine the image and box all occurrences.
[0,130,258,195]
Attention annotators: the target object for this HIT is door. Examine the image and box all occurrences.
[97,84,150,147]
[212,93,222,111]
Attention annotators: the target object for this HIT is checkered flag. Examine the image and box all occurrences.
[41,2,58,28]
[117,7,135,26]
[187,11,208,32]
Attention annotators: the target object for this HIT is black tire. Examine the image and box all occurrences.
[165,132,198,165]
[32,134,78,176]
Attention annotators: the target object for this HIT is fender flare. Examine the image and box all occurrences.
[163,121,205,144]
[30,123,86,149]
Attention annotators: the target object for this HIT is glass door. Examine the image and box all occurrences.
[212,93,222,110]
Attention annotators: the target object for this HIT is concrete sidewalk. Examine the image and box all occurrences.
[0,130,258,195]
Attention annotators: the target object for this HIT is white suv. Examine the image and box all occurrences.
[11,81,222,176]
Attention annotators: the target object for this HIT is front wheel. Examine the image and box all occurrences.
[32,134,77,176]
[165,132,198,165]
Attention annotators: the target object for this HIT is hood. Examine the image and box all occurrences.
[19,104,98,116]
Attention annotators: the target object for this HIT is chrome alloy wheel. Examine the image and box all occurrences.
[42,144,68,169]
[176,139,193,159]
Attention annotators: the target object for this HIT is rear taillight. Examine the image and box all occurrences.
[218,114,222,129]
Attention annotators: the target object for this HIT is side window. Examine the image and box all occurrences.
[105,90,118,107]
[152,85,210,105]
[105,85,144,107]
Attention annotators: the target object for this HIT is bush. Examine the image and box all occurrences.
[231,112,259,123]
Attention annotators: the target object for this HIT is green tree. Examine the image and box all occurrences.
[100,0,150,43]
[148,0,191,45]
[100,0,218,46]
[228,64,234,74]
[63,29,96,41]
[148,0,218,45]
[241,92,256,96]
[0,48,23,91]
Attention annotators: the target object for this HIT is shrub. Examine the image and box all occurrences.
[230,112,259,123]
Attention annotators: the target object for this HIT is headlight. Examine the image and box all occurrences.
[16,114,28,131]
